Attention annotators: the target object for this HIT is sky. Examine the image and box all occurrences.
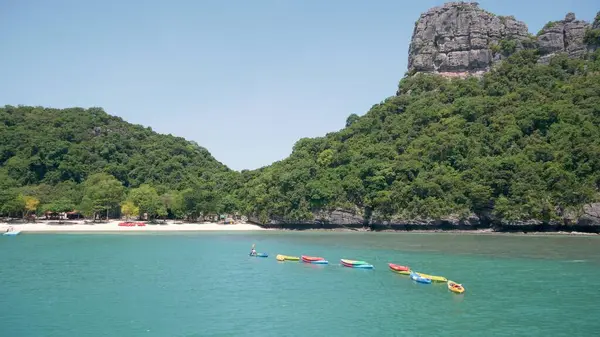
[1,0,598,171]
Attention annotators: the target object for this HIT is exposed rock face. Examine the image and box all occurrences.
[251,204,600,233]
[407,2,530,76]
[537,13,590,63]
[408,3,599,75]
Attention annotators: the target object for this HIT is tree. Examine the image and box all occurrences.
[346,113,360,127]
[23,195,39,220]
[128,184,165,220]
[120,200,139,221]
[81,173,125,220]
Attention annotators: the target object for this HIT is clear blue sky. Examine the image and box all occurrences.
[1,0,598,171]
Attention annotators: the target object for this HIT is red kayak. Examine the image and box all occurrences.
[388,263,410,273]
[301,255,325,263]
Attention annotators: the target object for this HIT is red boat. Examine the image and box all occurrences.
[388,263,411,274]
[118,222,136,227]
[301,255,325,263]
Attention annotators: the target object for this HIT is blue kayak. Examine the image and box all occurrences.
[410,272,432,284]
[2,230,21,236]
[250,252,268,258]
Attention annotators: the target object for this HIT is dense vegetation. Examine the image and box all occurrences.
[0,106,241,220]
[240,50,600,224]
[2,50,600,225]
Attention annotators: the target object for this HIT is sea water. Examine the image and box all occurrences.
[1,232,599,336]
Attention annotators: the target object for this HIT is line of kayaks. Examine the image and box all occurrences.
[255,253,466,294]
[388,263,465,294]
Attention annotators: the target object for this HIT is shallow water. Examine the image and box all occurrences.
[1,232,599,336]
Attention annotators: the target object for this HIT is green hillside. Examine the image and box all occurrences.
[0,106,239,219]
[240,50,600,224]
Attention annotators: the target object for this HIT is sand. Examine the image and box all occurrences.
[0,220,267,233]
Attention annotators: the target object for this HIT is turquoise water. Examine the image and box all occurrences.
[1,232,600,336]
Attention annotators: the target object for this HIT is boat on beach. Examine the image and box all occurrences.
[341,259,374,269]
[388,263,410,275]
[447,280,465,294]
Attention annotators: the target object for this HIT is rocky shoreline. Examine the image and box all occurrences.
[249,204,600,235]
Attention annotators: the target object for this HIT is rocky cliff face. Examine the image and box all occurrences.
[408,2,530,76]
[250,204,600,233]
[408,2,598,76]
[537,13,590,64]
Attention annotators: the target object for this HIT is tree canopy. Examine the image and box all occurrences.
[239,50,600,224]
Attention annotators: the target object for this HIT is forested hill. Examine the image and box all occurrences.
[0,106,229,188]
[0,106,239,219]
[241,50,600,228]
[239,5,600,230]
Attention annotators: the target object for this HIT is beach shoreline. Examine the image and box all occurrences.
[262,227,599,236]
[2,220,598,236]
[1,220,268,233]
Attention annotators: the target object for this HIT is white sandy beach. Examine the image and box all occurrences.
[0,220,267,233]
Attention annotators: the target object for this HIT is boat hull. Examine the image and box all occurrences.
[301,255,325,263]
[277,254,299,261]
[416,272,447,283]
[309,260,329,264]
[341,259,374,269]
[3,231,21,236]
[410,272,432,284]
[448,280,465,294]
[388,263,410,273]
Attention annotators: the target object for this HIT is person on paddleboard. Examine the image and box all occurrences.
[250,243,256,256]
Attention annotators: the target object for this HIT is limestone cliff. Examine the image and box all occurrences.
[537,13,590,64]
[407,2,530,76]
[408,2,598,76]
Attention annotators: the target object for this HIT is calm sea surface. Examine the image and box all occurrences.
[1,232,600,336]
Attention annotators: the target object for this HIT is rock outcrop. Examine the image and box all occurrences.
[408,2,530,76]
[408,2,598,76]
[250,204,600,233]
[537,13,590,63]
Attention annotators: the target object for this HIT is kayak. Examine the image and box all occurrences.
[388,263,410,275]
[416,272,447,283]
[341,259,374,269]
[250,252,268,258]
[301,255,328,264]
[410,272,432,284]
[447,280,465,294]
[301,255,324,262]
[340,259,367,265]
[276,254,299,261]
[309,259,329,264]
[2,230,21,236]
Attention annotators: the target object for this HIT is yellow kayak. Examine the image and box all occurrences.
[276,254,299,261]
[448,280,465,294]
[416,272,448,283]
[393,270,411,275]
